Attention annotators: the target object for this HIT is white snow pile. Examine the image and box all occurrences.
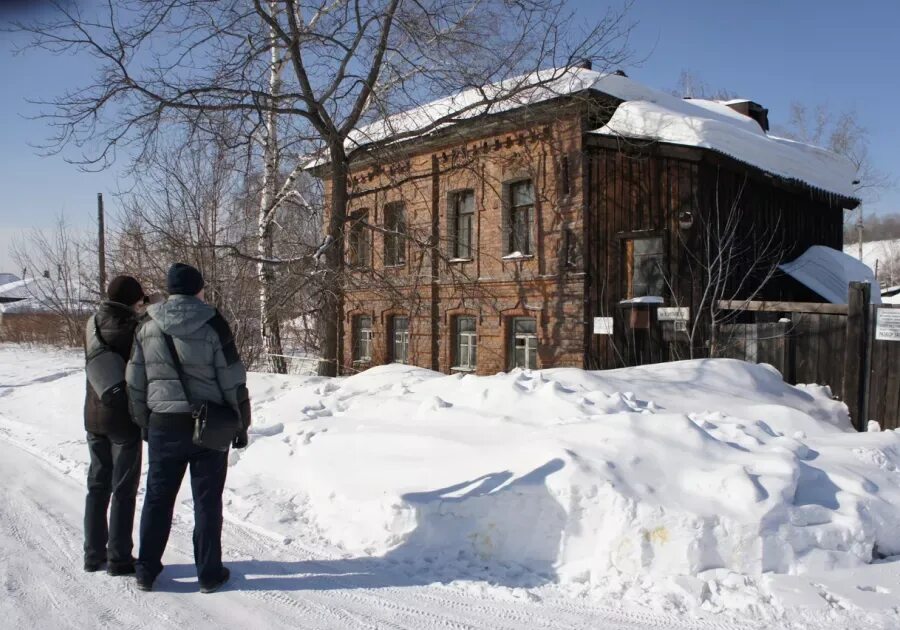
[228,359,900,588]
[779,245,882,304]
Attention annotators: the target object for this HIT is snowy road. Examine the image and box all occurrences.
[0,430,744,630]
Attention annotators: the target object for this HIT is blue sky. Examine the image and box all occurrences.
[1,0,898,273]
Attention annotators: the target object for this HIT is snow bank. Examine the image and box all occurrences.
[4,346,900,626]
[225,358,900,590]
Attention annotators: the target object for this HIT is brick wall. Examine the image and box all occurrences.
[330,107,590,374]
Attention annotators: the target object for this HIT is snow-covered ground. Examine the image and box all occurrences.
[2,345,900,629]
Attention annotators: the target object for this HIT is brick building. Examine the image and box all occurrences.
[316,67,859,375]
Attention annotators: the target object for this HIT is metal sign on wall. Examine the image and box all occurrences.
[875,308,900,341]
[657,307,689,322]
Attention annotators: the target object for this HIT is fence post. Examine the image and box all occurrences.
[842,281,871,431]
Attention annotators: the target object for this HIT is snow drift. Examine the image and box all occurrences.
[224,359,900,588]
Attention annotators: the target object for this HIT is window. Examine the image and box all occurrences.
[353,315,373,363]
[624,237,665,298]
[509,317,537,370]
[453,316,477,370]
[384,203,406,266]
[508,180,534,255]
[348,211,371,267]
[391,316,409,364]
[450,190,475,259]
[562,224,576,268]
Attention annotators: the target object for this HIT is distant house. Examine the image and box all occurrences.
[314,66,860,374]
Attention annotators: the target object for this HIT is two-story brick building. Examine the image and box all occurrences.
[315,67,859,375]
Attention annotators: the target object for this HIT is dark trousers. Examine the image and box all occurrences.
[84,431,142,565]
[136,424,228,586]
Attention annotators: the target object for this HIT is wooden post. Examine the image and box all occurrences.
[97,193,107,296]
[842,281,871,431]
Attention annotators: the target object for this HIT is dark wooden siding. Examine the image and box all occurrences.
[584,139,848,369]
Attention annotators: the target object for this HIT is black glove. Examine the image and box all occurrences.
[141,427,149,442]
[101,383,128,409]
[232,430,249,449]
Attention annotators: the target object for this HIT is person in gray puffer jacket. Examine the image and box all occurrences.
[126,262,250,594]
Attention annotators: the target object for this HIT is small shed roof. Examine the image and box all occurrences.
[778,246,882,305]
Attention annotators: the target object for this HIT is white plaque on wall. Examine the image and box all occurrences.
[593,317,613,335]
[875,308,900,341]
[657,307,690,321]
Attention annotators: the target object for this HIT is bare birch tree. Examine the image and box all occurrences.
[16,0,633,374]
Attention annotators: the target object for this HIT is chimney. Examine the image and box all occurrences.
[614,69,628,77]
[579,59,593,70]
[723,99,770,132]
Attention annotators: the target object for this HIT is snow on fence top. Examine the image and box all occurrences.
[322,66,858,200]
[779,245,882,304]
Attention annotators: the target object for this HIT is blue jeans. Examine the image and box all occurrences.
[136,424,228,586]
[84,431,142,566]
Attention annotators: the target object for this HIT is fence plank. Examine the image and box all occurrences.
[842,282,870,431]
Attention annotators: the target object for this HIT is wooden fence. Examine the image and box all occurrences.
[615,283,900,430]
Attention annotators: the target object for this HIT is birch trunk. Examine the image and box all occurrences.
[259,5,286,374]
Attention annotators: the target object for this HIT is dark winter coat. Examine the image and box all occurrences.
[84,300,142,438]
[126,295,250,431]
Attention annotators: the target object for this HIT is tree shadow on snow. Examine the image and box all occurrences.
[154,458,567,594]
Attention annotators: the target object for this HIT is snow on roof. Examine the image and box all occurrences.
[0,277,41,300]
[314,66,858,200]
[590,78,859,199]
[779,245,882,305]
[0,273,20,286]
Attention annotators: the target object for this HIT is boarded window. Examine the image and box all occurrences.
[509,317,537,370]
[348,211,371,267]
[624,237,665,298]
[384,203,406,266]
[392,316,409,364]
[450,190,475,259]
[453,316,477,370]
[353,315,373,363]
[508,180,534,255]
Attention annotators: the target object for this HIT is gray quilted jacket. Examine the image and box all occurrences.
[126,294,250,429]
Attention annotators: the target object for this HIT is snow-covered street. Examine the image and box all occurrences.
[2,345,900,629]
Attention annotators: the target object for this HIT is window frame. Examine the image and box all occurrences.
[449,190,475,260]
[353,315,373,363]
[508,316,538,370]
[391,316,410,364]
[383,202,407,267]
[508,180,535,256]
[623,235,666,299]
[452,315,477,371]
[347,210,371,268]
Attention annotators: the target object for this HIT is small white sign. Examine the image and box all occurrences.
[593,317,613,335]
[657,307,689,322]
[674,320,688,333]
[875,308,900,342]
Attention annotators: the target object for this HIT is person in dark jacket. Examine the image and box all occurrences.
[126,263,251,593]
[83,275,147,575]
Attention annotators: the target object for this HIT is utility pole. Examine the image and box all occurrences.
[97,193,107,295]
[856,205,864,261]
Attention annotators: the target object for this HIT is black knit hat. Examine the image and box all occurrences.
[167,262,205,296]
[106,275,146,306]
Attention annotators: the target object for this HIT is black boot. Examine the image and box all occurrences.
[107,558,136,576]
[84,559,106,573]
[199,567,230,594]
